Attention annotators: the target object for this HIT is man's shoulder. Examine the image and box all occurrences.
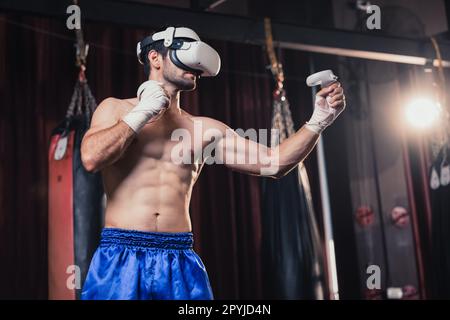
[99,97,137,109]
[96,97,137,117]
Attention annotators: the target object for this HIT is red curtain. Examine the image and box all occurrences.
[0,13,319,299]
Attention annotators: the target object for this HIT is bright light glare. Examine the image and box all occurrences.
[405,97,441,128]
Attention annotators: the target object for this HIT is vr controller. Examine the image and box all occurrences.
[304,69,343,134]
[306,70,338,88]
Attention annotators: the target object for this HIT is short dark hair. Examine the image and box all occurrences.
[140,25,193,76]
[141,36,169,77]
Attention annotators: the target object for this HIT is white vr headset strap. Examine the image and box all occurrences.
[163,27,175,47]
[136,42,143,64]
[152,26,200,47]
[136,27,177,64]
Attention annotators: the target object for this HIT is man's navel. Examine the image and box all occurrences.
[153,212,160,231]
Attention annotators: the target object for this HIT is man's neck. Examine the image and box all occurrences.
[148,76,181,111]
[167,92,181,113]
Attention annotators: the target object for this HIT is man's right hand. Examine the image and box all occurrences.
[122,80,170,133]
[305,82,345,135]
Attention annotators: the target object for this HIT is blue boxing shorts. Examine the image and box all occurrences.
[81,228,214,300]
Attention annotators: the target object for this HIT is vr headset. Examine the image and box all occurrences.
[136,26,221,77]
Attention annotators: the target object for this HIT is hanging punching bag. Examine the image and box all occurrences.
[430,146,450,298]
[48,76,103,300]
[261,88,326,299]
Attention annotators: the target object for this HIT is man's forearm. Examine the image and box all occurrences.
[81,121,136,172]
[273,125,320,177]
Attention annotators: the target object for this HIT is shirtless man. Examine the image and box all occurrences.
[80,27,345,300]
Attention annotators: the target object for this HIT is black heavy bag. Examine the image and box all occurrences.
[48,78,103,299]
[261,89,326,299]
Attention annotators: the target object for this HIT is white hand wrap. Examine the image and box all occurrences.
[122,80,169,133]
[305,95,344,134]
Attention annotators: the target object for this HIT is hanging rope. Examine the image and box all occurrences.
[73,0,88,81]
[264,18,283,91]
[59,0,97,142]
[264,18,295,147]
[62,0,99,160]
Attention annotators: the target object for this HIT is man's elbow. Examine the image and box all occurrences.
[80,143,100,173]
[81,152,98,173]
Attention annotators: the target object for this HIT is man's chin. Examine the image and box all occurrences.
[177,80,197,92]
[165,75,197,91]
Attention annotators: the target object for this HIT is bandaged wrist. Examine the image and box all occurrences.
[122,106,155,133]
[305,122,325,135]
[122,80,169,133]
[305,96,337,134]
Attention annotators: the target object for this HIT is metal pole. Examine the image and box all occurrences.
[308,56,340,300]
[280,42,450,68]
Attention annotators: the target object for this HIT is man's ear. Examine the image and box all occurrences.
[147,50,161,70]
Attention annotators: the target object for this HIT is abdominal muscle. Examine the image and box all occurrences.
[102,151,198,233]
